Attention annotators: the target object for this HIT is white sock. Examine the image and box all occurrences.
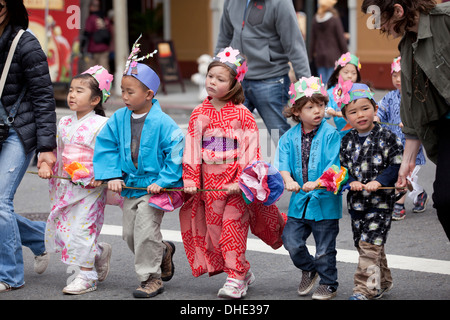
[79,270,98,281]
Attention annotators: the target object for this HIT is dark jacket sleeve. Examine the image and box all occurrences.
[19,31,57,153]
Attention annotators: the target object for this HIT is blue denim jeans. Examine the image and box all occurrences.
[0,128,46,287]
[317,67,334,85]
[282,216,340,288]
[242,74,291,144]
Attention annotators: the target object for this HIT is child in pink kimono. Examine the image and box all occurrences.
[39,66,119,295]
[180,47,285,299]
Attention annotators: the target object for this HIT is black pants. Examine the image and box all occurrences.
[433,119,450,241]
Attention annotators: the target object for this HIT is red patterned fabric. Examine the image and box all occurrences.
[180,99,286,280]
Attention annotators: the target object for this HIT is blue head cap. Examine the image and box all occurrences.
[124,62,160,94]
[123,34,160,94]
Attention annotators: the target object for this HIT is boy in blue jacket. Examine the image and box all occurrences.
[93,37,184,298]
[275,77,342,300]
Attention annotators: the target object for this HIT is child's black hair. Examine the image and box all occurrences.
[71,74,106,117]
[327,64,362,88]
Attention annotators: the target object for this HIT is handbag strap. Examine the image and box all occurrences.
[0,29,25,125]
[0,29,25,97]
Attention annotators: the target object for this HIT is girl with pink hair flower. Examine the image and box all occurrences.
[38,66,119,295]
[180,47,285,299]
[325,52,362,136]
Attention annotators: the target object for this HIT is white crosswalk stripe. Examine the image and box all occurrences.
[101,224,450,276]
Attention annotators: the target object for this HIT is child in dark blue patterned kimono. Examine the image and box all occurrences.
[275,76,342,300]
[336,81,403,300]
[375,56,428,220]
[93,36,184,298]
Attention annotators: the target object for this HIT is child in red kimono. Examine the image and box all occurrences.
[180,47,285,299]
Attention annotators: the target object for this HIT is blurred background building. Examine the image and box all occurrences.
[24,0,445,92]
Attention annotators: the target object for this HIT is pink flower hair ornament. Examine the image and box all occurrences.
[82,65,114,103]
[332,75,353,109]
[335,52,361,71]
[289,76,328,105]
[333,77,375,110]
[391,56,401,74]
[213,47,248,82]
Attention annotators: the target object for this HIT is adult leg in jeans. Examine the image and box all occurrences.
[0,129,44,288]
[242,75,291,145]
[433,119,450,241]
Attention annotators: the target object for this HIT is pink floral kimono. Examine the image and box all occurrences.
[180,99,286,280]
[45,111,122,268]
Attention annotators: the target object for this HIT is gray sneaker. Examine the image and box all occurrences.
[95,243,112,282]
[312,285,337,300]
[297,271,318,296]
[34,251,49,274]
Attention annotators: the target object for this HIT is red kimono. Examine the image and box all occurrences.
[180,99,286,280]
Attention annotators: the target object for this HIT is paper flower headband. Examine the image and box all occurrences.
[332,76,375,109]
[123,34,160,93]
[213,47,248,82]
[82,65,113,103]
[335,52,361,71]
[391,56,401,74]
[288,76,328,105]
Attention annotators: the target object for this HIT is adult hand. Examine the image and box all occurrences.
[397,139,421,188]
[37,151,56,170]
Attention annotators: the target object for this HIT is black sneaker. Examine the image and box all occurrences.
[413,191,428,213]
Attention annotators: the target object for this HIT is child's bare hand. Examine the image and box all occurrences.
[38,162,53,179]
[147,183,162,194]
[285,181,301,193]
[108,180,125,193]
[302,181,319,192]
[364,180,382,192]
[184,186,198,194]
[226,183,241,194]
[89,178,103,188]
[350,181,365,192]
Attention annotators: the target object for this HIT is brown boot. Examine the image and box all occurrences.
[133,276,164,298]
[161,241,175,281]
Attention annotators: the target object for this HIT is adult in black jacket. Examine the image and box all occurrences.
[0,0,57,293]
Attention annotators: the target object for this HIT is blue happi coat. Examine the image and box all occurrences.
[275,119,342,221]
[93,100,184,198]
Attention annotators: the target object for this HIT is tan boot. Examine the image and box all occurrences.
[133,276,164,298]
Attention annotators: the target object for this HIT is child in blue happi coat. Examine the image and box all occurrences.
[275,76,342,300]
[93,36,184,298]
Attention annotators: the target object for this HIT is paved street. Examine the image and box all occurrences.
[2,83,450,310]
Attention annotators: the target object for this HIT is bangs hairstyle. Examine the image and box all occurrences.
[207,60,245,105]
[71,74,106,117]
[283,94,329,123]
[361,0,436,35]
[327,64,361,88]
